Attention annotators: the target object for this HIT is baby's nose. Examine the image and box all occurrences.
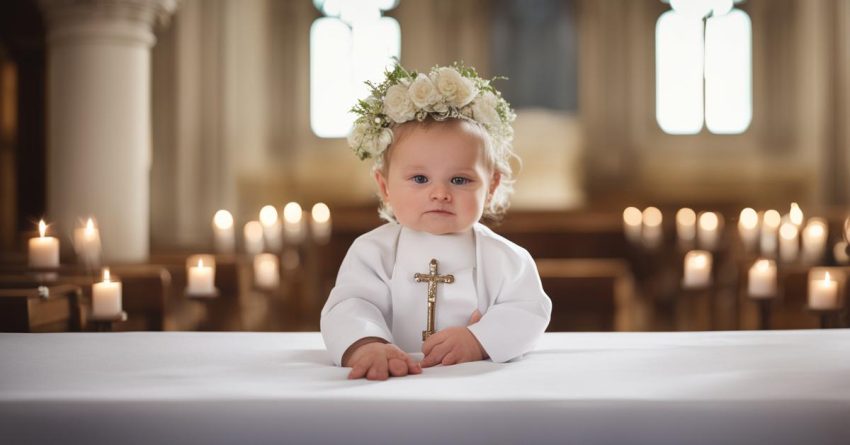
[430,185,451,201]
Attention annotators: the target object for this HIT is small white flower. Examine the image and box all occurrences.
[382,84,416,123]
[433,67,478,108]
[408,74,440,109]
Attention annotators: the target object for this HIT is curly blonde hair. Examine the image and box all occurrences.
[373,117,517,224]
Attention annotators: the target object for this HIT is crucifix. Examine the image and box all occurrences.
[415,258,454,341]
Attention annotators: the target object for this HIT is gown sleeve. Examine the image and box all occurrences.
[467,231,552,363]
[320,225,398,366]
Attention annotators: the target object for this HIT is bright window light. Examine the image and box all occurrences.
[656,10,705,135]
[310,2,400,139]
[705,9,752,134]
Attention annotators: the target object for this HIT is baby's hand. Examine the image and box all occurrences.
[345,340,422,381]
[421,310,487,367]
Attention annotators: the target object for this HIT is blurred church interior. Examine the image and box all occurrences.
[1,0,848,333]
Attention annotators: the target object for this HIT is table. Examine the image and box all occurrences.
[1,330,849,444]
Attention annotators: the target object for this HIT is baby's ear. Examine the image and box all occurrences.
[374,170,390,201]
[488,171,501,198]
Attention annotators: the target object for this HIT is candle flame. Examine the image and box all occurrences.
[283,202,303,224]
[739,208,758,229]
[213,210,234,230]
[623,207,642,226]
[789,202,803,226]
[699,212,719,231]
[38,219,47,237]
[198,259,204,268]
[676,208,696,226]
[763,210,781,229]
[311,203,331,223]
[102,267,111,282]
[259,205,279,227]
[642,207,662,227]
[85,218,95,235]
[824,271,832,283]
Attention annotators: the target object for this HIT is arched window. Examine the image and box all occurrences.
[310,0,400,138]
[656,0,752,135]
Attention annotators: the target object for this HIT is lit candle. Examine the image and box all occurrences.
[760,209,781,257]
[622,207,642,245]
[697,212,721,251]
[244,221,265,255]
[683,250,712,289]
[259,205,282,252]
[737,208,759,252]
[92,267,122,318]
[254,253,280,289]
[283,202,306,244]
[676,208,697,246]
[801,218,827,264]
[73,217,102,267]
[779,222,799,263]
[187,257,215,295]
[310,202,332,245]
[808,271,840,310]
[642,207,663,249]
[212,210,235,254]
[28,219,60,268]
[748,259,777,298]
[789,202,804,227]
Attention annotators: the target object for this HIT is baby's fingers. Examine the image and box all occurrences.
[387,357,409,377]
[348,362,369,380]
[366,359,389,381]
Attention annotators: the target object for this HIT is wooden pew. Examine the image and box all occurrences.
[536,258,645,332]
[0,284,84,332]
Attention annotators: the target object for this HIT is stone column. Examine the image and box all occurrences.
[40,0,176,263]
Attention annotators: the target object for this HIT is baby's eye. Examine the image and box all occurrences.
[411,175,428,184]
[451,177,471,185]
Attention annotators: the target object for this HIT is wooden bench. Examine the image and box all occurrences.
[0,284,84,332]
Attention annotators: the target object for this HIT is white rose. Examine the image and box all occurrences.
[383,84,416,123]
[433,67,478,107]
[470,92,501,129]
[408,74,440,109]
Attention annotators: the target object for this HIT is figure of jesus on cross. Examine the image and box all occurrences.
[415,258,454,341]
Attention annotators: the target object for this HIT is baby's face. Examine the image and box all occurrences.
[375,120,499,235]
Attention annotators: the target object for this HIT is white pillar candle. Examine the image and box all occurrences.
[676,208,696,245]
[697,212,721,251]
[808,271,840,310]
[243,221,265,255]
[187,257,215,295]
[683,250,712,289]
[29,220,60,268]
[283,202,306,244]
[310,202,332,245]
[259,205,282,252]
[760,209,781,257]
[779,222,799,263]
[254,253,280,289]
[748,259,777,298]
[801,218,827,264]
[622,207,642,245]
[737,208,759,252]
[73,217,102,266]
[212,210,235,254]
[641,207,663,249]
[92,267,122,318]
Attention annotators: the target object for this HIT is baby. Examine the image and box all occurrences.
[321,62,552,380]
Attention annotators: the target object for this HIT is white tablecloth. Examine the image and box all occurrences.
[1,330,849,444]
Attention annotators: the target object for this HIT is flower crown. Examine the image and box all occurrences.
[348,61,516,161]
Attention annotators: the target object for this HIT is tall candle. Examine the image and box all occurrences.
[622,207,642,245]
[187,257,215,295]
[683,250,712,289]
[212,210,235,254]
[73,217,102,266]
[779,222,799,263]
[29,219,60,268]
[283,202,306,244]
[260,205,283,252]
[642,207,663,249]
[244,221,265,255]
[697,212,721,251]
[92,267,122,318]
[676,208,696,246]
[808,271,840,310]
[310,202,332,245]
[748,259,777,298]
[801,218,827,264]
[737,208,759,252]
[254,253,280,289]
[760,209,781,257]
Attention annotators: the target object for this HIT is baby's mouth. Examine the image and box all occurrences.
[425,209,454,216]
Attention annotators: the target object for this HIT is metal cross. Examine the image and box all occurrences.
[415,258,454,341]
